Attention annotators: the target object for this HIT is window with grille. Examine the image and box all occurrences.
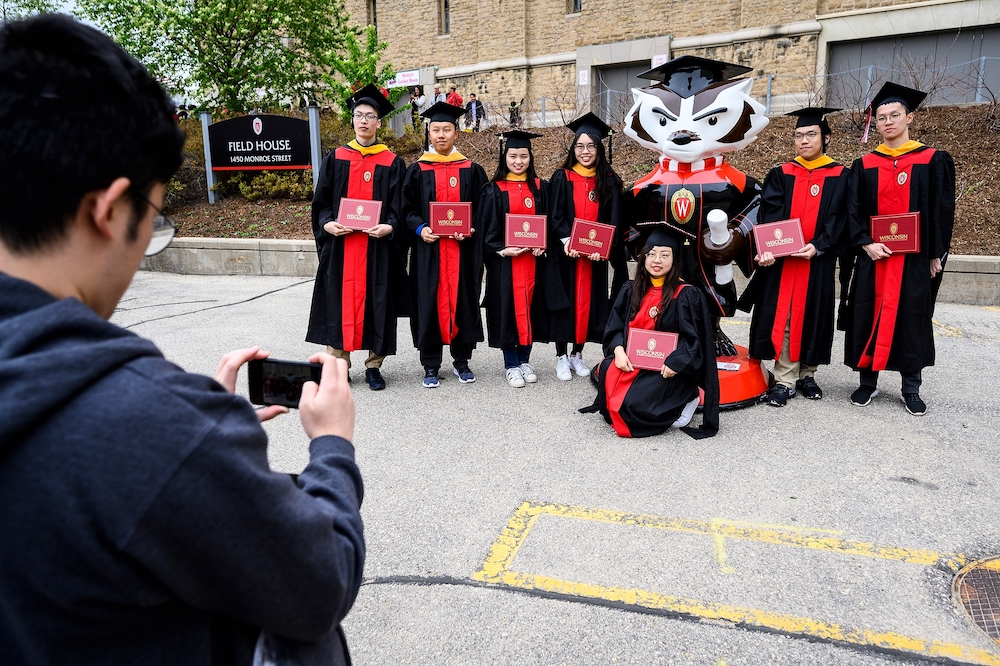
[439,0,451,34]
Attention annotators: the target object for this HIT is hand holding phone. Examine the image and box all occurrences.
[299,354,354,441]
[217,347,288,422]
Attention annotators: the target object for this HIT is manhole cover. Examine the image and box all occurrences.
[955,557,1000,642]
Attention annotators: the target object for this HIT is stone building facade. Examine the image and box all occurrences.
[346,0,1000,126]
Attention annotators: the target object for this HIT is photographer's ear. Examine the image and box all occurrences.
[86,177,133,241]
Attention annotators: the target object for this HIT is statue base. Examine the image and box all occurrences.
[700,345,769,411]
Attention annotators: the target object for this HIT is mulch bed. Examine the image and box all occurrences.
[169,105,1000,255]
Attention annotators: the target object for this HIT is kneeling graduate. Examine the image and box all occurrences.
[582,227,719,438]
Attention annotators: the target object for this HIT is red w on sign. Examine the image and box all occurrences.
[670,188,696,224]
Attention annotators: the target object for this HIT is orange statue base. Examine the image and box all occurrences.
[699,345,769,410]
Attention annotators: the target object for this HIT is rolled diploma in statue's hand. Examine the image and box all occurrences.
[706,209,734,285]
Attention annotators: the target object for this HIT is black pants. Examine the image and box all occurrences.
[555,342,585,357]
[859,368,922,394]
[421,342,474,370]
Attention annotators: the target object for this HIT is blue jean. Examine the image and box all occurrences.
[503,345,532,369]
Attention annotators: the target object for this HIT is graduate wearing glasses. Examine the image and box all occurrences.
[306,84,408,391]
[843,82,955,416]
[743,107,849,407]
[545,113,626,382]
[581,227,719,439]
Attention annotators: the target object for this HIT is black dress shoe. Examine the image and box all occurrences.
[365,367,386,391]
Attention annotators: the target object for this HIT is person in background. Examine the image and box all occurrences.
[402,101,488,387]
[481,130,551,387]
[446,84,463,108]
[545,112,624,382]
[743,107,849,407]
[0,14,364,665]
[307,84,408,391]
[842,82,955,415]
[433,83,446,104]
[465,93,485,132]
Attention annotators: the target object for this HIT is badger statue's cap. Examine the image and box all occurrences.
[348,84,394,118]
[636,56,753,98]
[868,81,927,113]
[786,106,841,131]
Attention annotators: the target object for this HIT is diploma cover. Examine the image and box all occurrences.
[626,328,679,371]
[336,198,383,231]
[752,218,805,258]
[568,219,615,260]
[504,214,547,249]
[870,212,920,254]
[429,201,472,236]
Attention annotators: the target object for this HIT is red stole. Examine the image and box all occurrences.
[770,162,844,361]
[605,283,687,437]
[498,179,540,346]
[567,169,599,344]
[858,148,935,371]
[334,146,397,351]
[423,159,469,344]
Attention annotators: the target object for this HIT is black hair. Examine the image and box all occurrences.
[0,14,185,254]
[559,128,622,206]
[491,141,540,197]
[628,243,682,323]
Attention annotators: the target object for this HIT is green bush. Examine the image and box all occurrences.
[231,170,314,201]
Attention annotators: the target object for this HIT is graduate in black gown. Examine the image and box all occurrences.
[402,101,489,387]
[546,112,626,382]
[481,130,554,388]
[743,107,849,406]
[843,83,955,415]
[582,227,719,439]
[306,84,407,390]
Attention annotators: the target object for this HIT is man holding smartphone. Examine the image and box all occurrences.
[0,15,364,666]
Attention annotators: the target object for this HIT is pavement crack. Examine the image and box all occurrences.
[360,574,992,666]
[122,280,312,329]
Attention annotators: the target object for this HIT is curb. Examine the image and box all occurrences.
[141,238,1000,306]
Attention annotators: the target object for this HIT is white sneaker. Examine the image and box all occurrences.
[519,363,537,383]
[555,355,573,381]
[569,352,591,377]
[671,395,701,428]
[506,367,525,388]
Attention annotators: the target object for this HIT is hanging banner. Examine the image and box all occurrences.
[207,114,311,171]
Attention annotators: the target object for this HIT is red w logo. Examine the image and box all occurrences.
[674,197,691,220]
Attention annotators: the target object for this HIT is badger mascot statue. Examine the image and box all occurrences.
[624,56,768,362]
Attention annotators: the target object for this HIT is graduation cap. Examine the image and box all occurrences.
[636,56,752,98]
[637,225,681,253]
[566,112,615,164]
[786,106,840,130]
[500,129,542,150]
[868,81,927,113]
[421,100,466,125]
[348,84,394,118]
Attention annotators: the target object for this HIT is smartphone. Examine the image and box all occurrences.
[247,358,322,409]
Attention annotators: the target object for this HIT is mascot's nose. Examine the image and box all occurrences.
[669,130,698,146]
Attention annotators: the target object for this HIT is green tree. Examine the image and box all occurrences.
[76,0,354,114]
[319,24,406,122]
[1,0,60,24]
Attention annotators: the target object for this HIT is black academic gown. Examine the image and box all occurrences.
[402,152,488,350]
[843,143,955,373]
[584,281,719,439]
[745,158,849,366]
[306,143,408,355]
[481,178,555,348]
[544,167,626,344]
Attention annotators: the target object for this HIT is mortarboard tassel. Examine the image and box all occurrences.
[607,130,613,165]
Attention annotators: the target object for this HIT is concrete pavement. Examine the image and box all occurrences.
[114,271,1000,665]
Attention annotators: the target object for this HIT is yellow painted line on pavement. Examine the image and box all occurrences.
[483,502,967,570]
[478,568,1000,666]
[711,518,736,574]
[473,501,990,664]
[933,319,966,337]
[984,306,1000,314]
